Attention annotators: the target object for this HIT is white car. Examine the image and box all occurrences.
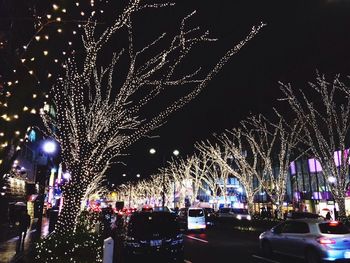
[218,208,251,221]
[259,218,350,263]
[187,207,206,231]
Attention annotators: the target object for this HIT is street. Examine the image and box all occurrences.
[183,225,305,263]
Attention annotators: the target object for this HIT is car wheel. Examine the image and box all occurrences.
[261,241,273,257]
[305,249,321,263]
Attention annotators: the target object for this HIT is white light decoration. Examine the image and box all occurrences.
[149,148,156,154]
[39,0,264,239]
[281,74,350,217]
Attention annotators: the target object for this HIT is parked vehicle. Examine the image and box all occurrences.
[177,207,206,231]
[116,211,184,262]
[259,218,350,263]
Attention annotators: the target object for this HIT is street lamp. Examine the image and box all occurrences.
[42,141,57,154]
[149,148,180,209]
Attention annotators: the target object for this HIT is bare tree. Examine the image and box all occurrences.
[40,0,263,235]
[240,113,304,218]
[281,74,350,217]
[190,151,215,206]
[198,132,260,215]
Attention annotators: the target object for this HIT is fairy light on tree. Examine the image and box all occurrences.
[280,74,350,218]
[239,113,305,218]
[197,134,260,215]
[39,0,263,236]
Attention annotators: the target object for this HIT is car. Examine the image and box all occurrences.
[203,208,217,227]
[259,218,350,263]
[286,211,324,220]
[177,207,206,231]
[187,207,206,231]
[217,207,233,219]
[116,211,184,262]
[217,207,251,221]
[230,208,251,221]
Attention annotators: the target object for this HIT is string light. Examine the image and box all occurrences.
[280,74,350,217]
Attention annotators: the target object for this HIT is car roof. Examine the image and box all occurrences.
[288,218,326,223]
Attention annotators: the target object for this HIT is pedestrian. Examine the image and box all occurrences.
[326,211,332,220]
[16,209,31,254]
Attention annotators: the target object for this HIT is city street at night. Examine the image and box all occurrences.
[2,0,350,262]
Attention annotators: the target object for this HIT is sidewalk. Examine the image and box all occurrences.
[0,218,49,263]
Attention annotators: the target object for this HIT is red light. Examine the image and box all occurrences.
[329,221,339,226]
[317,237,336,245]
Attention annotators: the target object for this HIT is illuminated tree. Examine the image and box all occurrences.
[40,0,263,235]
[281,74,350,217]
[197,134,260,215]
[240,113,304,218]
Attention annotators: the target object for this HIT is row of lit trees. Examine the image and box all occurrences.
[117,74,350,219]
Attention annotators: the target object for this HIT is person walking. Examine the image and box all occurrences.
[16,209,31,254]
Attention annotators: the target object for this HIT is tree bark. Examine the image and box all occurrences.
[335,196,346,218]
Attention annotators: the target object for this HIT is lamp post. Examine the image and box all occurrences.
[149,148,179,209]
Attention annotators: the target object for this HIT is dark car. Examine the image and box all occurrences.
[203,208,217,227]
[116,211,184,262]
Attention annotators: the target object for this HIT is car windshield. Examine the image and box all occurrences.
[319,222,350,234]
[232,209,249,215]
[220,208,231,213]
[189,209,204,217]
[128,213,180,239]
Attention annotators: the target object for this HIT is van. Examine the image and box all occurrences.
[187,207,206,231]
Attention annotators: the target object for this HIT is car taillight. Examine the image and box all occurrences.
[317,237,336,245]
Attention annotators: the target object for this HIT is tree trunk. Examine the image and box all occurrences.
[55,181,86,236]
[54,164,88,236]
[335,196,346,218]
[246,195,255,215]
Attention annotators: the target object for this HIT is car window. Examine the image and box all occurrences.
[282,221,309,234]
[232,208,248,214]
[273,222,286,233]
[319,222,350,234]
[220,208,231,213]
[188,209,204,217]
[128,213,180,238]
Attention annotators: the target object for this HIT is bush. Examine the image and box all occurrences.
[35,230,103,263]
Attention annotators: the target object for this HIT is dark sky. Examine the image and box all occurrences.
[109,0,350,185]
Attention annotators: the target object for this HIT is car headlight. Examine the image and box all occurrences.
[236,215,242,220]
[247,215,251,220]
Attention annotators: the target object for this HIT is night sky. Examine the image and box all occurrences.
[2,0,350,185]
[109,0,350,185]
